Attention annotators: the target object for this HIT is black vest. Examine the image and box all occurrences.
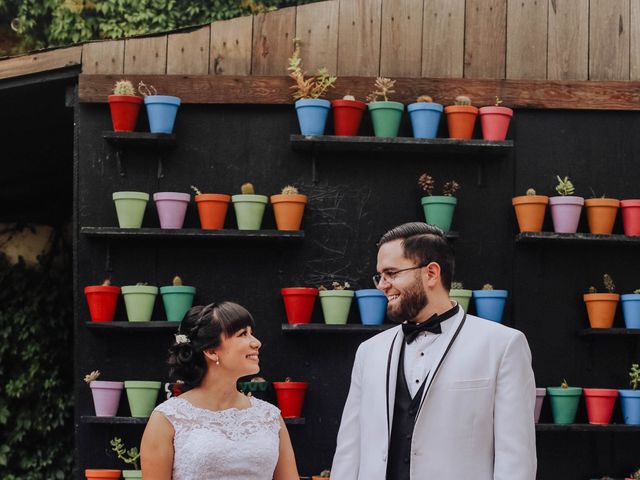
[386,342,427,480]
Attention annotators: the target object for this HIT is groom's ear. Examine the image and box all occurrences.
[424,262,442,287]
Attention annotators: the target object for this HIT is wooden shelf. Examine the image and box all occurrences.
[536,423,640,432]
[85,321,178,331]
[81,227,305,243]
[102,131,177,148]
[282,324,395,333]
[80,415,305,425]
[578,328,640,336]
[516,232,640,246]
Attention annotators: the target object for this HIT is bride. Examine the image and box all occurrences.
[141,301,300,480]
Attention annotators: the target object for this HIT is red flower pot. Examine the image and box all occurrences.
[281,288,318,324]
[331,99,366,136]
[621,200,640,235]
[583,388,618,424]
[479,106,513,140]
[84,285,120,322]
[272,381,308,417]
[108,95,143,132]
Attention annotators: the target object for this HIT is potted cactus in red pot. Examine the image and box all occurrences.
[367,77,404,138]
[549,175,584,233]
[85,370,123,417]
[272,377,308,418]
[512,188,549,233]
[191,185,230,230]
[584,274,619,328]
[445,95,478,139]
[332,94,366,136]
[418,173,460,233]
[281,287,318,324]
[85,279,120,322]
[108,79,143,132]
[479,97,513,140]
[271,185,308,231]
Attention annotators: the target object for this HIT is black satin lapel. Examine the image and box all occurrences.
[386,331,399,440]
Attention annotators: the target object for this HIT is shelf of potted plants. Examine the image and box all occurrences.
[515,232,640,246]
[535,423,640,432]
[85,321,179,331]
[282,323,395,333]
[80,227,305,242]
[578,328,640,336]
[80,415,305,425]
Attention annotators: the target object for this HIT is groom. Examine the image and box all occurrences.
[331,222,536,480]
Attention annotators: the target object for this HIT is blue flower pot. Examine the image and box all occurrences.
[355,289,388,325]
[619,390,640,425]
[621,294,640,328]
[295,99,331,136]
[407,102,443,138]
[472,290,508,323]
[144,95,181,134]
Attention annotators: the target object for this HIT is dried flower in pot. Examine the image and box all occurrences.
[85,370,124,417]
[583,274,619,328]
[418,172,460,233]
[366,77,404,137]
[138,81,181,134]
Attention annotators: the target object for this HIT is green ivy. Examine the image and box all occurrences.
[0,242,73,479]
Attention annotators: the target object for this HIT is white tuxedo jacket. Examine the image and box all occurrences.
[331,309,536,480]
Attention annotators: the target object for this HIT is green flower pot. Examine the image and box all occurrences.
[112,192,149,228]
[160,285,196,322]
[124,380,161,417]
[121,285,158,322]
[122,471,142,479]
[421,196,458,232]
[231,194,269,230]
[547,386,582,424]
[368,101,404,137]
[449,288,472,312]
[319,290,354,325]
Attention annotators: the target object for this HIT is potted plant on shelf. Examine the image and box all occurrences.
[366,77,404,138]
[449,281,472,312]
[312,470,331,480]
[444,95,478,139]
[547,379,582,424]
[288,39,336,136]
[584,189,619,235]
[512,188,549,233]
[318,281,354,325]
[231,182,269,230]
[332,94,366,136]
[479,97,513,141]
[621,288,640,328]
[270,185,308,231]
[619,363,640,425]
[281,286,318,324]
[191,185,231,230]
[407,95,443,139]
[124,380,162,418]
[621,198,640,235]
[153,191,191,229]
[472,283,508,323]
[418,173,460,233]
[549,175,584,233]
[108,79,143,132]
[625,468,640,480]
[110,437,141,478]
[85,370,123,417]
[85,278,120,322]
[160,275,196,322]
[121,282,159,322]
[112,191,149,228]
[85,469,121,479]
[535,387,546,424]
[584,274,619,328]
[272,377,308,418]
[238,376,269,397]
[138,81,181,134]
[355,288,387,325]
[583,385,618,425]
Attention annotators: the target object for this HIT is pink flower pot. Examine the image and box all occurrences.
[153,192,191,229]
[621,199,640,235]
[90,380,124,416]
[535,388,546,423]
[479,106,513,140]
[549,196,584,233]
[583,388,618,425]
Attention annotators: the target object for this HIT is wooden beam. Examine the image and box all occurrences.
[78,74,640,110]
[0,46,82,80]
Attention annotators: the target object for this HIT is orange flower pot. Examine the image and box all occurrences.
[584,198,619,234]
[444,105,478,139]
[195,194,231,230]
[583,293,619,328]
[512,195,549,232]
[270,194,308,231]
[85,469,121,479]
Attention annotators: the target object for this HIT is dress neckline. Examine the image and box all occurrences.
[175,395,256,415]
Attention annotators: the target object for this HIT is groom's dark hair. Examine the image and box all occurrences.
[377,222,455,290]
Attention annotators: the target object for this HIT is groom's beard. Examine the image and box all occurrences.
[387,275,429,323]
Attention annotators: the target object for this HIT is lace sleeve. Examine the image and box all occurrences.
[252,399,282,435]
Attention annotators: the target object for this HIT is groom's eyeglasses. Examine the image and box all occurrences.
[372,263,428,288]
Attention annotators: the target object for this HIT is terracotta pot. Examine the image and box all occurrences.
[444,105,478,139]
[621,199,640,235]
[584,198,619,234]
[194,194,230,230]
[85,470,121,480]
[270,194,308,230]
[512,195,549,233]
[583,293,619,328]
[583,388,618,425]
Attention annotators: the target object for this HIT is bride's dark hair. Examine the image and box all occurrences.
[168,301,255,391]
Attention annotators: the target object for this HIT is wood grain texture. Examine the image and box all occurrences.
[167,26,210,75]
[78,74,640,110]
[0,46,82,80]
[210,15,253,75]
[422,0,465,78]
[589,0,630,80]
[548,0,588,80]
[296,0,339,74]
[82,41,124,74]
[337,0,382,76]
[506,0,547,79]
[632,0,640,79]
[380,0,423,77]
[251,7,296,75]
[464,0,507,78]
[124,36,168,74]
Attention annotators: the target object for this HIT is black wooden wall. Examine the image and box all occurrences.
[74,102,640,479]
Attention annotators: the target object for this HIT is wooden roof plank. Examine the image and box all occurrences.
[210,16,253,75]
[82,41,125,74]
[0,46,82,81]
[380,0,423,77]
[124,36,168,74]
[167,26,210,75]
[251,7,297,75]
[337,0,382,76]
[295,0,339,74]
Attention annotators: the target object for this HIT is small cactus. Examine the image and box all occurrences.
[319,281,351,291]
[417,173,435,195]
[343,94,356,101]
[603,274,615,293]
[526,188,536,196]
[101,278,111,286]
[588,286,597,294]
[494,96,503,106]
[634,288,640,294]
[113,80,136,96]
[560,379,569,389]
[443,180,460,197]
[416,95,433,103]
[172,275,183,286]
[555,175,575,196]
[454,95,472,106]
[630,363,640,390]
[319,470,331,478]
[250,376,266,383]
[241,182,255,195]
[451,281,464,290]
[281,185,299,195]
[135,282,148,286]
[482,284,494,290]
[83,370,100,384]
[190,185,202,195]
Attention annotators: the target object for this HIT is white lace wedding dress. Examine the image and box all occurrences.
[154,395,281,479]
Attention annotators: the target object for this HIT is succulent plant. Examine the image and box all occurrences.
[443,180,461,197]
[318,281,351,291]
[634,288,640,294]
[319,470,331,478]
[287,39,337,100]
[241,182,255,195]
[494,96,503,106]
[135,282,148,286]
[526,188,536,196]
[343,94,356,101]
[560,379,569,388]
[482,284,494,290]
[281,185,299,195]
[366,77,396,102]
[454,95,472,106]
[630,363,640,390]
[190,185,202,195]
[110,437,140,470]
[250,376,266,383]
[588,286,597,294]
[83,370,100,384]
[451,281,464,289]
[631,468,640,480]
[113,80,136,96]
[137,81,157,97]
[172,275,183,286]
[603,274,615,293]
[555,175,575,196]
[416,95,433,103]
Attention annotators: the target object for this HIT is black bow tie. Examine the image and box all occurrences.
[402,305,460,344]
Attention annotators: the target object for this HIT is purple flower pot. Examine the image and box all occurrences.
[153,192,191,229]
[90,380,124,416]
[549,196,584,233]
[535,388,546,423]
